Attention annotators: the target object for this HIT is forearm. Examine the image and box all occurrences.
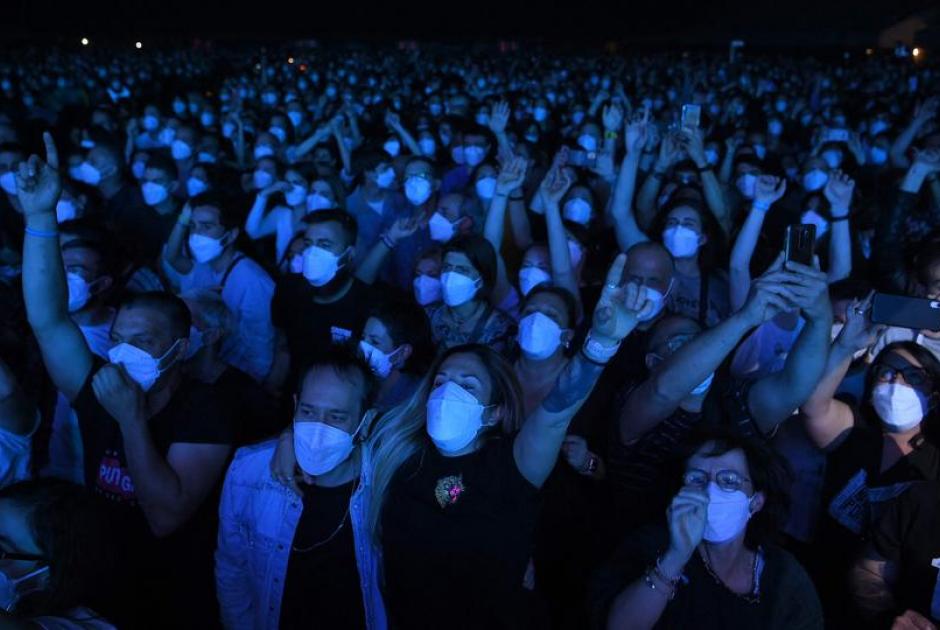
[849,564,895,616]
[889,122,919,168]
[120,421,188,537]
[719,152,735,184]
[635,170,663,230]
[544,200,580,303]
[483,194,509,251]
[353,239,393,285]
[610,155,648,251]
[164,219,193,275]
[393,125,421,156]
[607,549,687,630]
[507,198,533,250]
[334,135,354,173]
[699,170,729,233]
[244,195,274,239]
[729,206,766,310]
[800,340,854,418]
[22,212,70,332]
[827,217,852,284]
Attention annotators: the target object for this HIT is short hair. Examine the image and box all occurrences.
[180,288,235,336]
[303,209,358,247]
[443,235,498,300]
[404,155,439,181]
[189,190,243,231]
[367,296,435,375]
[525,285,578,330]
[297,343,378,421]
[117,291,191,340]
[144,151,178,181]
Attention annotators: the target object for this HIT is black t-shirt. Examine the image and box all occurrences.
[872,481,940,621]
[280,480,365,630]
[105,183,177,265]
[213,366,287,445]
[271,274,378,385]
[380,437,541,629]
[590,526,824,630]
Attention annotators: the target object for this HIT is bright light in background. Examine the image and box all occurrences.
[865,48,873,55]
[80,37,89,46]
[135,41,142,50]
[913,47,921,57]
[288,57,294,64]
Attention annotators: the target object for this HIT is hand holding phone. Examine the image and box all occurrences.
[785,224,816,266]
[871,293,940,332]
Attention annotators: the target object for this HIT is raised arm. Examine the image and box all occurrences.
[19,133,93,401]
[331,116,355,175]
[485,157,528,305]
[353,213,422,285]
[514,255,651,488]
[291,124,331,163]
[681,126,729,233]
[163,204,195,275]
[889,97,937,169]
[609,110,651,252]
[538,163,582,312]
[718,135,742,185]
[729,176,786,311]
[635,132,680,230]
[244,183,291,240]
[823,170,854,284]
[487,101,515,163]
[748,257,833,435]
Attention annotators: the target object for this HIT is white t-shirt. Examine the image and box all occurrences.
[867,326,940,363]
[730,316,805,380]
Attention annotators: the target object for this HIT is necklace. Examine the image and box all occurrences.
[291,480,357,553]
[699,544,761,604]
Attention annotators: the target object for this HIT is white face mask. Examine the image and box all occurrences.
[563,198,592,225]
[405,176,433,206]
[188,232,227,263]
[360,340,401,379]
[170,140,192,161]
[254,145,275,161]
[413,274,442,305]
[142,114,160,131]
[475,177,497,200]
[821,150,843,169]
[638,285,669,322]
[253,169,275,190]
[269,126,288,144]
[294,418,362,476]
[577,134,598,152]
[871,382,926,432]
[518,267,551,296]
[518,312,564,360]
[419,138,437,156]
[287,111,303,127]
[186,177,208,198]
[869,147,888,165]
[200,112,215,128]
[56,199,77,223]
[428,212,458,243]
[0,171,17,196]
[66,272,95,312]
[76,162,102,186]
[285,184,308,206]
[451,145,466,165]
[303,245,346,287]
[131,161,147,180]
[107,339,182,392]
[306,192,333,212]
[383,139,401,157]
[801,209,829,238]
[703,482,753,543]
[736,173,757,199]
[375,167,396,189]
[663,225,701,259]
[463,146,486,167]
[440,271,480,307]
[426,381,487,453]
[802,169,828,192]
[141,182,169,206]
[158,127,176,147]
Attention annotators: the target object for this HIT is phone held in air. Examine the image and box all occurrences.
[681,104,701,128]
[784,224,816,267]
[825,128,850,143]
[871,293,940,332]
[568,150,596,169]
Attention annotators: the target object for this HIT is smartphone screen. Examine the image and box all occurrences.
[785,224,816,266]
[681,104,701,128]
[872,293,940,331]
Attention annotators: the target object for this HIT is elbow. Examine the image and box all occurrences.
[146,508,187,539]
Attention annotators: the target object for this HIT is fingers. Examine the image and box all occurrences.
[603,253,627,288]
[43,132,59,170]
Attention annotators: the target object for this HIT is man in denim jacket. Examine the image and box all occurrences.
[215,347,386,630]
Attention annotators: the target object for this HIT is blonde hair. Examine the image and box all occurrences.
[366,344,524,542]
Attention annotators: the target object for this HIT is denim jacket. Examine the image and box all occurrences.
[215,440,386,630]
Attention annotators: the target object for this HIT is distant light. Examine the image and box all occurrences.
[866,48,873,55]
[80,37,89,46]
[288,57,295,64]
[913,47,922,57]
[135,41,142,49]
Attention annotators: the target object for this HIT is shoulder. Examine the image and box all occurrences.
[761,544,822,604]
[486,307,516,331]
[226,440,279,484]
[229,255,274,286]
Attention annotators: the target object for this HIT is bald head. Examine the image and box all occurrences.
[624,242,675,295]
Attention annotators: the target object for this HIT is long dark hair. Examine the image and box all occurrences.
[650,198,727,276]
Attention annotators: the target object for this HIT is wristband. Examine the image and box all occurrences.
[604,130,619,140]
[582,332,621,364]
[651,170,666,180]
[831,215,850,223]
[25,226,58,239]
[381,233,397,250]
[752,200,771,212]
[494,191,510,199]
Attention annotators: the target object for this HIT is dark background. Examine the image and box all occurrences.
[2,0,939,49]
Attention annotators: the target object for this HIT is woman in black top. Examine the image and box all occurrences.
[366,254,652,629]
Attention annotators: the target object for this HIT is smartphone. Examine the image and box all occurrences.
[871,293,940,331]
[681,104,702,128]
[785,224,816,266]
[568,150,596,169]
[826,128,850,143]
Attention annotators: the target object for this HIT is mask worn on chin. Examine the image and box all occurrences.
[405,176,433,206]
[563,198,592,225]
[107,339,183,392]
[413,274,442,306]
[141,182,169,206]
[475,177,497,200]
[426,382,488,453]
[518,312,564,360]
[440,271,481,307]
[871,382,926,432]
[802,169,828,192]
[360,340,402,379]
[663,225,701,259]
[188,232,227,263]
[736,173,757,199]
[463,146,486,167]
[303,245,347,287]
[294,416,365,476]
[519,267,551,296]
[703,482,753,543]
[0,172,17,196]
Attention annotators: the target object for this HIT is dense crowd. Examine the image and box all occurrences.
[0,41,938,629]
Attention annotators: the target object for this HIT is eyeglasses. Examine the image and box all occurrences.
[0,551,45,562]
[872,363,931,388]
[683,468,751,493]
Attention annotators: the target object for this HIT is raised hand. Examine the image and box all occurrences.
[656,132,681,169]
[537,165,573,209]
[15,132,61,217]
[913,96,939,127]
[679,125,707,167]
[835,292,884,354]
[260,181,292,198]
[602,103,624,133]
[561,435,590,471]
[386,211,425,245]
[625,107,650,155]
[739,253,797,326]
[495,156,527,195]
[666,487,709,562]
[488,101,511,136]
[384,111,401,130]
[754,175,787,206]
[782,257,831,324]
[591,254,652,343]
[823,170,855,215]
[91,364,146,427]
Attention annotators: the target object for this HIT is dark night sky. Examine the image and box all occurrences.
[2,0,938,47]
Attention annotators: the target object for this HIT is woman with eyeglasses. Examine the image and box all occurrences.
[0,479,122,628]
[799,296,940,626]
[592,431,822,630]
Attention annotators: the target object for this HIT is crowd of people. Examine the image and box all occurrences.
[0,40,938,629]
